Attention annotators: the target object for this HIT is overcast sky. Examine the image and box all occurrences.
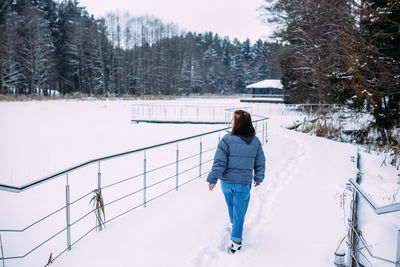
[77,0,274,42]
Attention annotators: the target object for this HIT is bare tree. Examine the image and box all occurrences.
[341,0,400,143]
[262,0,356,103]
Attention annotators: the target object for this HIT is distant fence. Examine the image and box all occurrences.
[131,103,254,124]
[131,102,305,123]
[0,108,268,266]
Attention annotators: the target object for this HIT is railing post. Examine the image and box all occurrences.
[265,121,268,143]
[176,143,179,191]
[396,229,400,267]
[262,122,265,144]
[149,105,151,120]
[0,234,5,267]
[349,151,362,267]
[65,173,71,251]
[196,106,199,121]
[213,107,215,121]
[199,138,202,179]
[143,151,147,208]
[97,162,101,190]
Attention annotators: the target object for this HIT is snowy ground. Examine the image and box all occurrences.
[0,100,223,186]
[45,116,357,267]
[0,98,398,267]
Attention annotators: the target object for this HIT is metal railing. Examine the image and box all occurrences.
[0,112,268,266]
[131,103,254,124]
[348,152,400,266]
[348,179,400,215]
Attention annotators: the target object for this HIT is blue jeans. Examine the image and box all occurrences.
[220,181,251,243]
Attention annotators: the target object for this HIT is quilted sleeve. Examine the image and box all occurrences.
[206,136,229,184]
[253,140,266,183]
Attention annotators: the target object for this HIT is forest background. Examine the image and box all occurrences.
[0,0,399,145]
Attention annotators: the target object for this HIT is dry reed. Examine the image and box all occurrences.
[45,252,53,266]
[90,189,106,231]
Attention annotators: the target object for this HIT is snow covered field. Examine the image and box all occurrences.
[0,98,399,267]
[0,100,225,186]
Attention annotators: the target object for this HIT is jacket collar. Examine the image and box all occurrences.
[235,134,254,144]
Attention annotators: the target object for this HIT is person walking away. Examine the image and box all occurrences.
[207,110,266,254]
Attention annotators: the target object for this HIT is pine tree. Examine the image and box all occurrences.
[202,47,218,93]
[231,39,246,93]
[55,0,84,94]
[240,38,254,86]
[0,0,284,97]
[0,11,23,94]
[177,33,195,95]
[19,5,55,95]
[221,37,233,94]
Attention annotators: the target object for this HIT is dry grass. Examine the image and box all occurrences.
[296,107,397,169]
[0,94,61,101]
[315,119,342,139]
[301,123,314,133]
[45,252,53,266]
[300,118,316,133]
[121,95,136,100]
[137,95,176,100]
[0,93,81,101]
[0,94,127,101]
[299,117,342,140]
[90,189,106,231]
[0,93,242,102]
[297,113,400,169]
[390,145,400,170]
[380,144,400,170]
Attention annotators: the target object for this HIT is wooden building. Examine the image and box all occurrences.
[246,79,283,96]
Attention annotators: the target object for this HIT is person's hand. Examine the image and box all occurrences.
[254,181,261,187]
[209,183,216,191]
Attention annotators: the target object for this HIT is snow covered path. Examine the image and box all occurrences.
[51,118,358,267]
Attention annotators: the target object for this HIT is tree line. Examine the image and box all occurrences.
[264,0,399,143]
[0,0,282,96]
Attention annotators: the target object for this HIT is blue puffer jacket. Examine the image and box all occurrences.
[207,133,265,185]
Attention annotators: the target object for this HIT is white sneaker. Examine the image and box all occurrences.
[229,242,242,254]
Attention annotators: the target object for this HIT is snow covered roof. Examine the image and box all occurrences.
[246,79,283,89]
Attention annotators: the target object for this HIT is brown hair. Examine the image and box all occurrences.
[231,110,255,137]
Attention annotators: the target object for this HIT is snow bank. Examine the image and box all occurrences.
[357,151,400,266]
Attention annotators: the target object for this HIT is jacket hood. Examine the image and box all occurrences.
[237,135,255,144]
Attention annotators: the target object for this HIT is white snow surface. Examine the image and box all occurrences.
[0,98,397,267]
[0,100,222,186]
